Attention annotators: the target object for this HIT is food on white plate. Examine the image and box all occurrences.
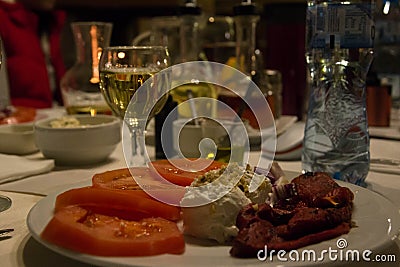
[49,116,82,128]
[230,172,354,258]
[39,162,228,257]
[269,161,289,185]
[182,184,251,244]
[40,166,186,257]
[39,160,355,260]
[0,106,36,125]
[181,163,272,244]
[41,205,185,256]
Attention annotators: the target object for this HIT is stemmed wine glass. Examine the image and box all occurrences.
[0,37,12,212]
[99,46,170,167]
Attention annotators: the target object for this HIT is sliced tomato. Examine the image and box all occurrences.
[148,158,225,186]
[92,167,141,190]
[91,167,186,208]
[55,186,181,222]
[92,167,166,192]
[0,106,36,125]
[41,206,185,256]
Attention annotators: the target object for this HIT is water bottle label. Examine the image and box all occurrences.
[308,3,375,48]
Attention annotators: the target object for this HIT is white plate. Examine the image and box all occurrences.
[27,181,400,267]
[248,115,299,148]
[261,121,305,161]
[275,115,298,136]
[274,121,305,161]
[369,126,400,141]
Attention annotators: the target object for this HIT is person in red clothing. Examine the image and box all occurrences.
[0,0,66,108]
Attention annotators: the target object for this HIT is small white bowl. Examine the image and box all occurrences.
[0,124,38,155]
[34,115,121,165]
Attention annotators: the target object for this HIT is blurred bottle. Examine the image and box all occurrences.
[155,1,217,159]
[132,16,180,65]
[233,0,264,85]
[372,0,400,124]
[155,94,178,159]
[60,22,113,116]
[366,72,392,127]
[217,0,269,129]
[169,0,218,119]
[302,0,375,186]
[131,16,182,158]
[262,69,282,119]
[202,16,236,64]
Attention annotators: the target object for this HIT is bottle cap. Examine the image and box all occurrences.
[178,0,202,15]
[233,0,260,16]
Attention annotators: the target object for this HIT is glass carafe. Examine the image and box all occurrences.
[61,22,113,115]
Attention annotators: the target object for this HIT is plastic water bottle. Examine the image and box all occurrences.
[302,0,375,186]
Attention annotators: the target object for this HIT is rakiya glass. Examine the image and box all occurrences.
[99,46,170,166]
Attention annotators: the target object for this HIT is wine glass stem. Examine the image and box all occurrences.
[130,127,147,167]
[125,118,149,167]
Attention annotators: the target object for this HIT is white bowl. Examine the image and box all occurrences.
[34,115,121,165]
[0,124,38,155]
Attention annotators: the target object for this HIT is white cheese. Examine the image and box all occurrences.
[180,163,272,244]
[182,186,250,244]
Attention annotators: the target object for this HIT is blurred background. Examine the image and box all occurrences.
[57,0,308,120]
[57,0,400,124]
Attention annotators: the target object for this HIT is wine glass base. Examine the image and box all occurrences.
[0,195,12,212]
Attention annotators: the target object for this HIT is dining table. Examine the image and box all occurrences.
[0,107,399,267]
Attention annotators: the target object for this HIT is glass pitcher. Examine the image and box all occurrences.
[61,21,113,115]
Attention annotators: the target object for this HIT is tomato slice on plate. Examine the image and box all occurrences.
[92,167,169,191]
[41,206,185,256]
[91,167,186,208]
[92,167,142,190]
[148,158,225,186]
[55,186,181,222]
[0,106,36,125]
